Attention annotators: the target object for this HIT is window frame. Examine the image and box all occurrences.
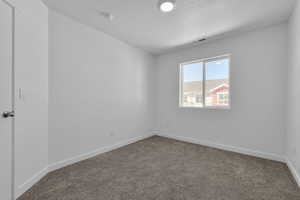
[179,54,231,109]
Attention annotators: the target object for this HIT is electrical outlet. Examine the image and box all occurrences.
[109,131,115,137]
[292,146,297,156]
[150,129,160,135]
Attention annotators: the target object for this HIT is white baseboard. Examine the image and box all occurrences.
[157,133,285,162]
[16,166,48,198]
[286,159,300,188]
[16,133,299,199]
[48,134,153,172]
[16,134,153,198]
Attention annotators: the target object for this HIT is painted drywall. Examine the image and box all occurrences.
[6,0,49,197]
[287,0,300,185]
[48,10,155,166]
[155,24,288,160]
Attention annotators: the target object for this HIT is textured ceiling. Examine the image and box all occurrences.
[43,0,295,54]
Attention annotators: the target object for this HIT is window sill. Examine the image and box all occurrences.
[179,105,231,110]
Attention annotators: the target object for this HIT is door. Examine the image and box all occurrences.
[0,0,14,199]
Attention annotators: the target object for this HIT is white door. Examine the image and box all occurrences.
[0,0,14,199]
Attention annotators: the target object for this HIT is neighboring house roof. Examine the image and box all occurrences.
[209,83,229,93]
[183,79,229,96]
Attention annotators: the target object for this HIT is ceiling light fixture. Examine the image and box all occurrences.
[158,0,176,13]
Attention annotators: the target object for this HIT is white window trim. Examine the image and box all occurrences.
[179,54,231,110]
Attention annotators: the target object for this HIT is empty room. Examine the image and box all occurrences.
[1,0,300,199]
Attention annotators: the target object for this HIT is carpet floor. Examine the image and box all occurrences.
[18,136,300,200]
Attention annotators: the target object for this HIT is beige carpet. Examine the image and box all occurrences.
[18,136,300,200]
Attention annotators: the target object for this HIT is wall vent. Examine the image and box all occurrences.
[197,38,206,42]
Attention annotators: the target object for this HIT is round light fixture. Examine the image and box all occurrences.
[158,0,176,13]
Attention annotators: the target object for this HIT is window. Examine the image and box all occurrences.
[179,55,230,109]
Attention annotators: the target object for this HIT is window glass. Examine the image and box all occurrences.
[205,58,230,108]
[181,62,203,107]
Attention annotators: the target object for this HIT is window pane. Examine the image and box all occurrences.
[205,58,230,108]
[181,62,203,107]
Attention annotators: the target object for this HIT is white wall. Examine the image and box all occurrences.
[6,0,49,198]
[286,0,300,185]
[155,24,288,161]
[48,10,155,166]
